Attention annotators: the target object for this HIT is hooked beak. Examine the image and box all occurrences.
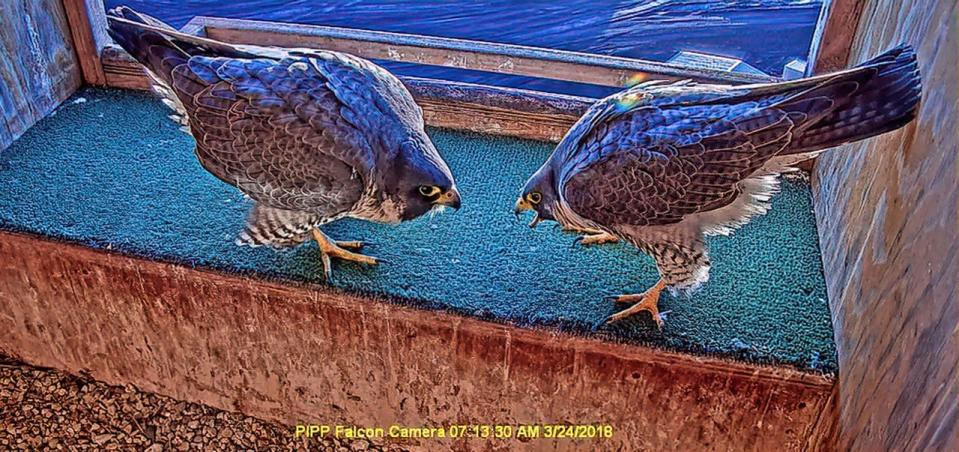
[513,198,542,228]
[436,187,461,210]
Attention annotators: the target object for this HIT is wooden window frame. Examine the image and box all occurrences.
[67,1,862,146]
[76,3,786,143]
[806,0,868,75]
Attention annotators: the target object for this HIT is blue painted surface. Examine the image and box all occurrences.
[0,89,836,372]
[103,0,821,97]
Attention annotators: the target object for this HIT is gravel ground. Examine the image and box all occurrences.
[0,356,402,451]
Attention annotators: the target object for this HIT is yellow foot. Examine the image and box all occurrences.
[333,240,365,250]
[311,229,379,281]
[563,227,619,247]
[572,232,619,247]
[604,279,667,328]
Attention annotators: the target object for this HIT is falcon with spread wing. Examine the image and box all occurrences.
[107,7,460,280]
[515,45,921,327]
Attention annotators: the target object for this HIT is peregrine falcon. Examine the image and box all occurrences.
[515,45,921,327]
[107,7,461,280]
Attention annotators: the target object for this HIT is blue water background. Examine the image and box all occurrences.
[104,1,821,97]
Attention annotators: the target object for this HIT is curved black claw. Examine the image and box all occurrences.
[591,315,614,331]
[571,236,584,249]
[603,295,622,302]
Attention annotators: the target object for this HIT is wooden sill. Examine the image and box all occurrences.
[102,45,590,143]
[192,16,777,87]
[100,15,782,144]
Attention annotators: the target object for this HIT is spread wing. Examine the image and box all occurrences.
[560,101,798,228]
[169,53,388,214]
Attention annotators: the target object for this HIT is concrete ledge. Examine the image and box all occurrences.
[0,231,832,450]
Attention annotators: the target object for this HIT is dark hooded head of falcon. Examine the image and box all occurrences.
[514,162,559,228]
[384,134,461,222]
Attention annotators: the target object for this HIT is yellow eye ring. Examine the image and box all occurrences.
[418,185,440,197]
[527,192,543,204]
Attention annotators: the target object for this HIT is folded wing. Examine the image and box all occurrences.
[561,102,796,228]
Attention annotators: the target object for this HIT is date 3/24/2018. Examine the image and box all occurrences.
[295,423,615,440]
[448,424,614,439]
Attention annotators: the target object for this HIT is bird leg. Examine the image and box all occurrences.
[311,229,378,281]
[605,279,667,328]
[566,227,619,246]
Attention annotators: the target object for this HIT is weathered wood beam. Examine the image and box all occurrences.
[62,0,109,85]
[101,46,153,90]
[101,45,591,142]
[806,0,869,74]
[811,0,959,449]
[98,16,795,144]
[179,16,208,37]
[0,0,82,150]
[800,0,868,171]
[196,16,777,86]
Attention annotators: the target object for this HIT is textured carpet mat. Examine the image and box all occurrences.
[0,88,836,373]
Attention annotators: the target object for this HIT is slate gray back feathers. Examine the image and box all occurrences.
[520,45,919,296]
[532,45,920,231]
[107,7,456,241]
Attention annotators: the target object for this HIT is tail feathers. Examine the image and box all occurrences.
[106,6,254,85]
[109,6,176,32]
[782,45,921,153]
[106,8,189,85]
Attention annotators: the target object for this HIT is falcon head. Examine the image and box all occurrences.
[514,164,558,228]
[382,135,460,222]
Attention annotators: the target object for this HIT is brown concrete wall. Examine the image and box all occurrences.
[811,0,959,450]
[0,231,832,451]
[0,0,82,150]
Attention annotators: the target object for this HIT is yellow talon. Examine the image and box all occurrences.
[576,232,620,246]
[606,279,667,328]
[312,229,379,281]
[565,227,619,246]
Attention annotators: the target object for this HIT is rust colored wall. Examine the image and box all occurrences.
[811,0,958,450]
[0,232,832,451]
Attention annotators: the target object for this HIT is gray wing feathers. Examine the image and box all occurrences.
[562,102,795,227]
[170,56,373,216]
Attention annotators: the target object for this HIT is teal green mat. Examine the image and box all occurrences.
[0,88,836,373]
